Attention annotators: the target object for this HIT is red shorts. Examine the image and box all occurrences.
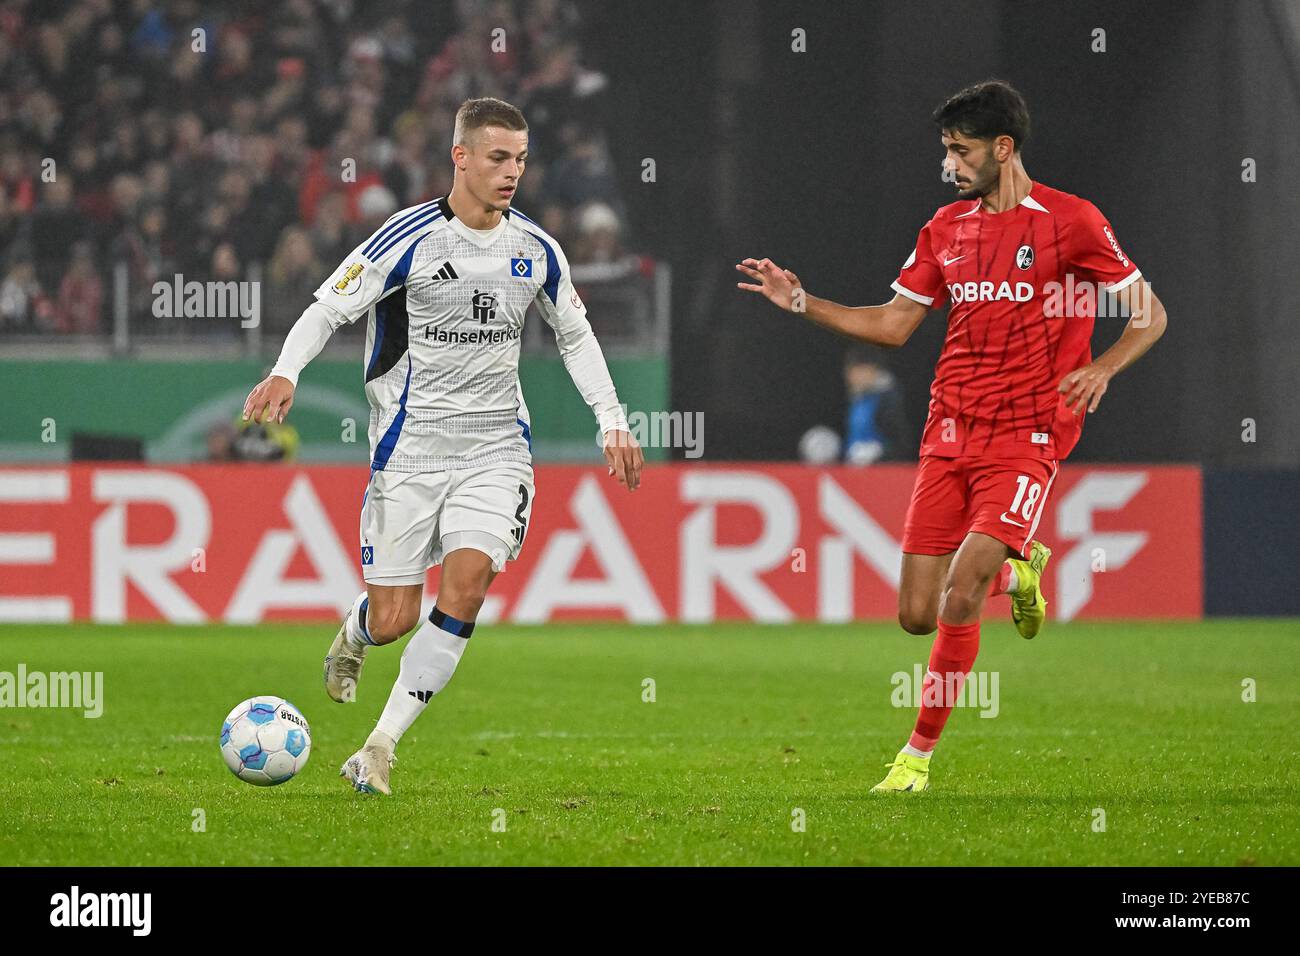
[901,455,1059,558]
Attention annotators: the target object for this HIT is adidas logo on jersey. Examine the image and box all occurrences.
[430,261,459,281]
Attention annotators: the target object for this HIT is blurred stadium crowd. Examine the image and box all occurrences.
[0,0,631,337]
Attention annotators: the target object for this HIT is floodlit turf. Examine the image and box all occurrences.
[1,619,1297,866]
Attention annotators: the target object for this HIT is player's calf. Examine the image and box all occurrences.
[324,588,424,703]
[363,590,424,644]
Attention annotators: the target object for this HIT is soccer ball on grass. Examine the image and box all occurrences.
[219,696,312,786]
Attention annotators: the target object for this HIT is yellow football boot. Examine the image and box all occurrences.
[870,751,931,793]
[1009,540,1052,640]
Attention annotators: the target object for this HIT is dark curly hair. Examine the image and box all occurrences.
[932,80,1030,152]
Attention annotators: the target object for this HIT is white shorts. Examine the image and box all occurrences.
[360,463,535,586]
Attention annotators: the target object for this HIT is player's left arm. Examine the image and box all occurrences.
[1058,279,1167,414]
[1058,203,1168,414]
[534,240,644,491]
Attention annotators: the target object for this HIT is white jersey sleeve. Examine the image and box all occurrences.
[269,301,346,386]
[532,237,629,436]
[314,200,443,323]
[271,202,444,387]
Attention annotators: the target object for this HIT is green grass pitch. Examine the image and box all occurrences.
[2,619,1297,866]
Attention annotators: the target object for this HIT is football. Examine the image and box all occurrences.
[219,696,312,786]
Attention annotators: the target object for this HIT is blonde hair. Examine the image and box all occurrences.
[453,97,528,146]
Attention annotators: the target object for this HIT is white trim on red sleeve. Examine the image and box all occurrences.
[891,280,935,307]
[1104,268,1142,293]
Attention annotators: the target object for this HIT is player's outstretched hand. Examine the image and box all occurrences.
[242,374,296,425]
[736,258,801,312]
[603,429,644,491]
[1058,362,1115,415]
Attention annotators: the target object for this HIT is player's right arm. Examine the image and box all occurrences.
[735,257,929,348]
[242,301,348,424]
[244,207,431,423]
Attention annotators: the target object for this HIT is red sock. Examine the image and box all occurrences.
[987,561,1012,597]
[908,621,981,753]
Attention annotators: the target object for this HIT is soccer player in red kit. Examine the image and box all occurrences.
[736,80,1166,792]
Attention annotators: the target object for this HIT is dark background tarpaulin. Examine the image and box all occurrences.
[582,0,1300,466]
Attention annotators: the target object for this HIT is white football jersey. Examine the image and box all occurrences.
[315,197,626,473]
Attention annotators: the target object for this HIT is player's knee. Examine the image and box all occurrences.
[435,581,487,622]
[898,608,937,635]
[938,584,984,624]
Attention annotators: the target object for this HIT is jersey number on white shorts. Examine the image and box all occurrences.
[511,483,530,544]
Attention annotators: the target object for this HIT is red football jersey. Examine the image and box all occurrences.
[892,181,1141,460]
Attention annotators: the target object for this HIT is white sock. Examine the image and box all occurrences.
[344,593,375,649]
[902,743,933,759]
[372,609,471,746]
[1004,563,1020,594]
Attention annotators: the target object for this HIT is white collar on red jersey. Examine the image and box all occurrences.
[958,190,1052,217]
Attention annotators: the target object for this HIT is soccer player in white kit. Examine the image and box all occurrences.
[242,98,643,795]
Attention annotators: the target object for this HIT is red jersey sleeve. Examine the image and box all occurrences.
[1069,201,1142,292]
[891,219,947,307]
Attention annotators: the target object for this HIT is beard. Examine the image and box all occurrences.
[953,157,999,200]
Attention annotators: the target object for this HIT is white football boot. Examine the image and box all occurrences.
[323,605,368,703]
[340,745,395,796]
